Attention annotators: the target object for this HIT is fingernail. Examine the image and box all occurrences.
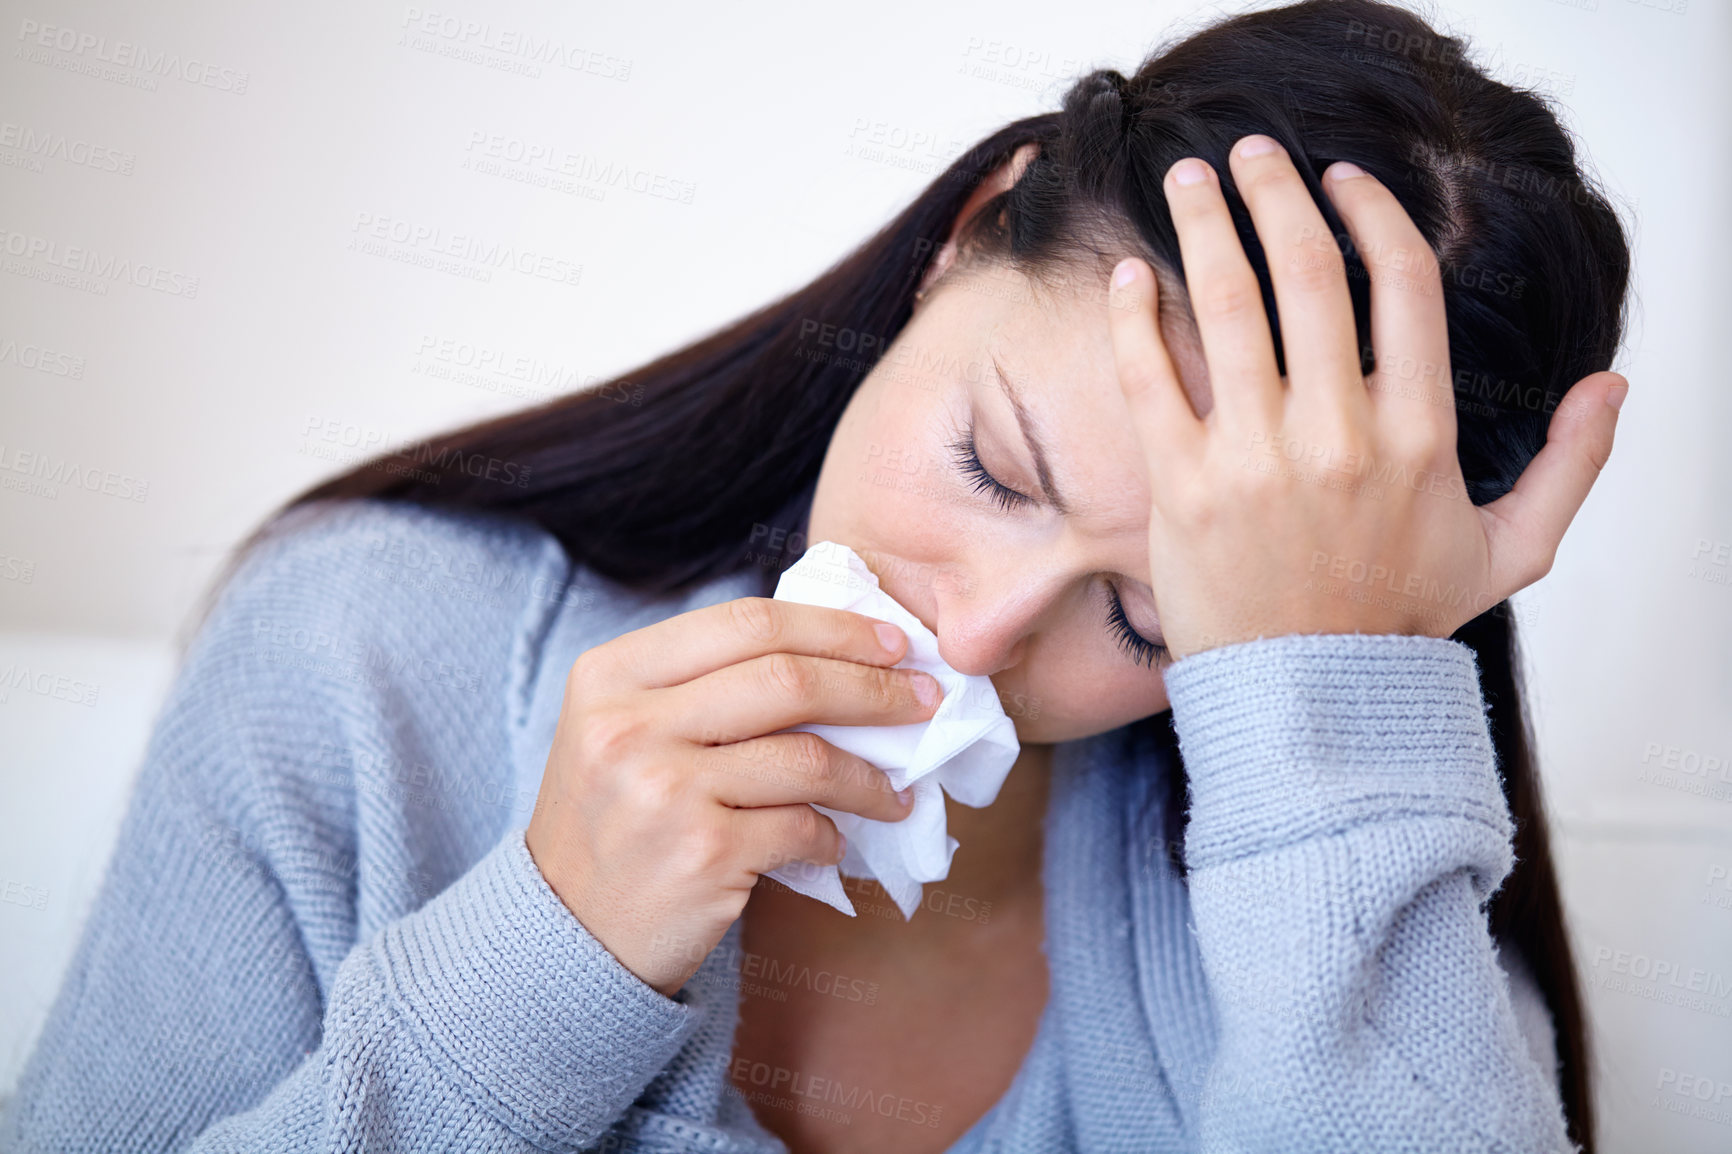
[837,835,848,860]
[1236,134,1279,158]
[1605,382,1628,411]
[1111,259,1138,288]
[913,672,941,707]
[1169,158,1209,187]
[873,622,903,654]
[1327,161,1367,182]
[896,784,915,807]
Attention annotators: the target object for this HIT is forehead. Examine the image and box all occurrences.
[956,256,1211,417]
[953,263,1154,533]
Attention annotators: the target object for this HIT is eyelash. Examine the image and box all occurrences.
[1105,583,1170,669]
[946,426,1034,512]
[945,420,1169,669]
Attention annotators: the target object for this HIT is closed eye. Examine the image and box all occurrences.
[944,416,1169,670]
[946,421,1035,513]
[1105,582,1170,669]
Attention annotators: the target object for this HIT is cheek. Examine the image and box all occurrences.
[812,380,979,554]
[989,632,1172,743]
[817,378,1171,744]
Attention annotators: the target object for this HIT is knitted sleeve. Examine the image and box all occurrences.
[0,500,701,1152]
[1161,632,1577,1154]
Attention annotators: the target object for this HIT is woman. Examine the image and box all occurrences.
[1,0,1629,1150]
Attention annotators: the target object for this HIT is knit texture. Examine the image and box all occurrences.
[0,498,1576,1152]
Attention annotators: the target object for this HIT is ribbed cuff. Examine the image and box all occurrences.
[1162,633,1511,869]
[374,828,700,1147]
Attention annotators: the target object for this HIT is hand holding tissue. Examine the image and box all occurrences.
[765,541,1021,919]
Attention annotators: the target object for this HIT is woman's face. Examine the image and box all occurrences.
[804,256,1212,744]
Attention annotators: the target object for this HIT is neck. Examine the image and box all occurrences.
[932,741,1053,908]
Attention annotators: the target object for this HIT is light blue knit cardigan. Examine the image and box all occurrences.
[0,498,1577,1152]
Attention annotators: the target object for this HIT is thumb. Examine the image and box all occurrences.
[1481,370,1627,593]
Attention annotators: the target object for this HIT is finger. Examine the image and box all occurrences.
[669,650,939,746]
[1479,371,1627,595]
[1228,136,1364,409]
[701,731,914,823]
[732,803,848,877]
[1320,160,1455,460]
[596,596,910,690]
[1162,156,1282,433]
[1106,257,1204,474]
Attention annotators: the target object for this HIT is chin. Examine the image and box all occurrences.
[1004,706,1109,747]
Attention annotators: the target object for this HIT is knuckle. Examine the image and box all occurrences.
[1116,357,1164,398]
[1329,178,1377,221]
[1382,409,1443,460]
[787,731,832,782]
[564,649,603,702]
[1170,190,1217,222]
[1195,279,1262,325]
[1394,232,1442,279]
[1219,467,1264,509]
[1239,162,1297,198]
[871,665,911,709]
[1315,417,1369,460]
[762,651,812,703]
[625,760,686,814]
[727,597,782,646]
[683,820,733,873]
[1285,249,1344,294]
[577,705,649,762]
[788,804,824,848]
[1174,485,1222,533]
[1405,423,1447,462]
[1348,433,1384,469]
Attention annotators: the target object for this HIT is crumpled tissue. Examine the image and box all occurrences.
[763,541,1020,919]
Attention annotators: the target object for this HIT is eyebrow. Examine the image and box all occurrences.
[987,350,1073,516]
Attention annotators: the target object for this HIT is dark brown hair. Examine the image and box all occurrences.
[224,2,1626,1145]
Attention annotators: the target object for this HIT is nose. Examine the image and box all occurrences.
[929,565,1044,678]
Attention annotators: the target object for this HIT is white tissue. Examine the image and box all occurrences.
[764,541,1020,919]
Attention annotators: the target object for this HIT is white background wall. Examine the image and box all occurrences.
[1,0,1726,1148]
